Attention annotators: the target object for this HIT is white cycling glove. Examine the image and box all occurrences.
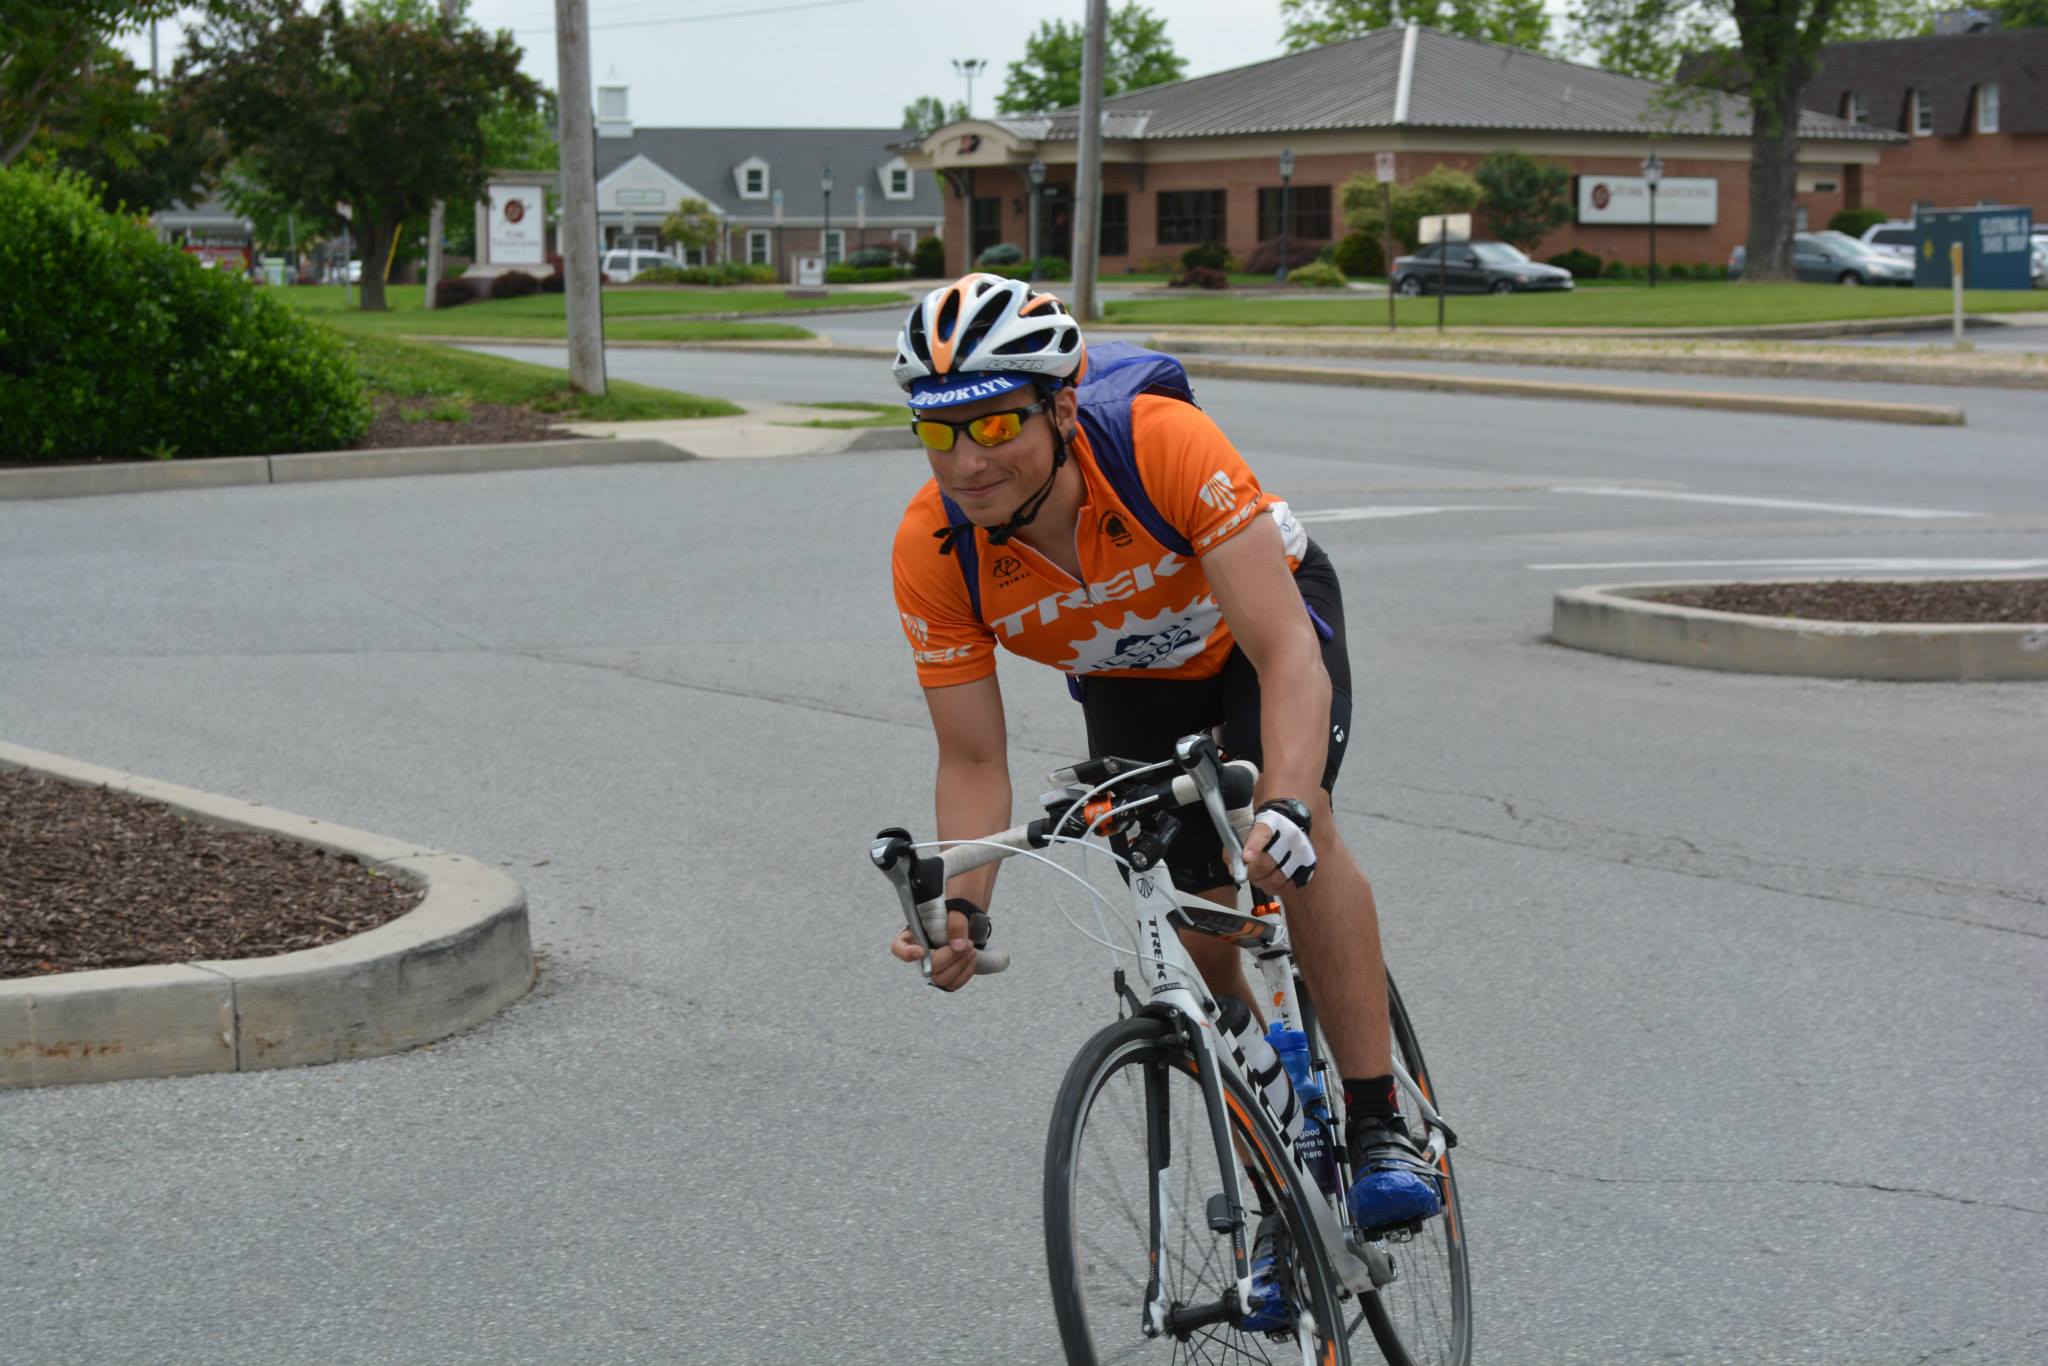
[1251,798,1317,888]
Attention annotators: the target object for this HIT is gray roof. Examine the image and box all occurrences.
[592,126,945,221]
[1804,28,2048,137]
[980,25,1898,144]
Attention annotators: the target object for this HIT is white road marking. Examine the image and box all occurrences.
[1527,557,2048,572]
[1551,485,1983,520]
[1295,505,1529,523]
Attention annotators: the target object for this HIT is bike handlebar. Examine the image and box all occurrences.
[872,741,1262,986]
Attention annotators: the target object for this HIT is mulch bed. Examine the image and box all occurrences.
[1652,578,2048,623]
[1,770,423,980]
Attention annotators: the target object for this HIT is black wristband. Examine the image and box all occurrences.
[945,896,993,949]
[1255,797,1313,837]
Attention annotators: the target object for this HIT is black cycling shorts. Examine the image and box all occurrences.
[1077,538,1352,894]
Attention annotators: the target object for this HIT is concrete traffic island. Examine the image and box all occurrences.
[0,742,532,1088]
[1552,578,2048,681]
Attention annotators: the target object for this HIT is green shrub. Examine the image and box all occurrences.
[976,242,1024,266]
[490,269,543,298]
[1246,236,1322,275]
[846,245,896,269]
[1828,207,1889,239]
[825,264,909,283]
[635,261,779,285]
[1179,241,1232,272]
[1169,266,1230,289]
[0,165,368,460]
[1602,258,1631,279]
[913,235,946,277]
[1286,261,1348,289]
[1663,262,1692,280]
[1330,232,1384,278]
[1545,248,1602,280]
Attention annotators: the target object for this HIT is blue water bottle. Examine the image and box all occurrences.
[1268,1023,1341,1198]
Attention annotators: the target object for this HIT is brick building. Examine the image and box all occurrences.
[588,81,944,277]
[905,23,1901,273]
[1802,26,2048,221]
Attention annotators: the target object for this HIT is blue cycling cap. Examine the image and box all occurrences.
[906,370,1046,412]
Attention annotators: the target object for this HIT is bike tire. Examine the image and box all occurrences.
[1358,975,1473,1366]
[1045,1012,1356,1366]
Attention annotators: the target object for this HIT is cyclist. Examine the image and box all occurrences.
[884,274,1440,1311]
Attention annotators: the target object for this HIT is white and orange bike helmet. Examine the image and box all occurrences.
[893,273,1087,411]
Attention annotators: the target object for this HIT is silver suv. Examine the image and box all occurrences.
[1860,221,1916,264]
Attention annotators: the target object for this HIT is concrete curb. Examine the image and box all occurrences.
[1551,578,2048,681]
[0,742,532,1088]
[1152,335,2048,391]
[0,438,688,502]
[1172,358,1965,426]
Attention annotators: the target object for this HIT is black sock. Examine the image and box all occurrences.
[1343,1076,1398,1121]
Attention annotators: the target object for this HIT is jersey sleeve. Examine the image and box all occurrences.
[891,494,998,688]
[1128,394,1279,557]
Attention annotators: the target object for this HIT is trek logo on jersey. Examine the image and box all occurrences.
[1194,498,1259,552]
[913,644,977,665]
[988,553,1190,639]
[1196,469,1236,512]
[900,611,930,645]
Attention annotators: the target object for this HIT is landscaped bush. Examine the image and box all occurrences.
[1168,266,1231,289]
[825,264,910,283]
[489,269,543,299]
[913,235,946,277]
[1033,256,1070,280]
[1331,231,1385,279]
[433,277,480,308]
[1663,262,1692,280]
[976,242,1024,266]
[1245,236,1323,275]
[1602,258,1631,279]
[1829,206,1889,238]
[1286,261,1348,289]
[1180,241,1232,272]
[846,245,896,269]
[1545,248,1602,280]
[0,165,368,460]
[979,257,1072,282]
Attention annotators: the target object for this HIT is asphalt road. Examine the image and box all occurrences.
[3,357,2045,1365]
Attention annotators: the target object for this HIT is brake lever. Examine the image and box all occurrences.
[1174,735,1247,887]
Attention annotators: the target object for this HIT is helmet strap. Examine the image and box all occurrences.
[984,392,1070,547]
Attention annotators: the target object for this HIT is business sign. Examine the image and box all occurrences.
[1913,206,2035,290]
[616,188,666,207]
[487,184,545,264]
[1577,175,1717,226]
[1418,213,1471,244]
[1375,152,1396,184]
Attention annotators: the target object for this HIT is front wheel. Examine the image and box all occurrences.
[1045,1013,1356,1365]
[1361,975,1474,1366]
[1839,271,1863,286]
[1395,275,1423,297]
[1488,279,1515,295]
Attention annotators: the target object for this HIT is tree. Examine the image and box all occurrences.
[1992,0,2048,23]
[1340,164,1485,251]
[1472,150,1571,250]
[179,0,538,311]
[1569,0,1929,281]
[1280,0,1553,52]
[902,95,968,133]
[13,46,224,215]
[2,1,177,166]
[995,3,1188,114]
[661,197,719,257]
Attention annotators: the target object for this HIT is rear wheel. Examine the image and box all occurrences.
[1395,275,1423,297]
[1488,279,1514,295]
[1045,1013,1356,1365]
[1359,976,1473,1366]
[1839,270,1863,286]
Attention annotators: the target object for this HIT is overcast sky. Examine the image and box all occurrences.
[120,1,1581,127]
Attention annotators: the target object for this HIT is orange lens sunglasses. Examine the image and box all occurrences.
[910,401,1047,452]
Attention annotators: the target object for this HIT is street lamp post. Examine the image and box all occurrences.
[1276,146,1295,282]
[951,57,987,117]
[821,166,834,269]
[1026,156,1046,283]
[1642,150,1663,289]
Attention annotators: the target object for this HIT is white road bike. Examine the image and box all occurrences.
[871,734,1472,1366]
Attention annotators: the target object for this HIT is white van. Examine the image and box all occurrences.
[601,248,678,282]
[1860,221,1917,263]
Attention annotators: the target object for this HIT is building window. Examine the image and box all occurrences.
[1100,193,1128,257]
[746,167,765,194]
[598,87,627,120]
[971,196,1002,258]
[737,157,770,199]
[1913,88,1933,135]
[891,167,911,195]
[822,229,844,265]
[1842,90,1867,124]
[1979,82,1999,133]
[893,227,919,252]
[1157,189,1225,245]
[1258,185,1332,240]
[747,229,771,265]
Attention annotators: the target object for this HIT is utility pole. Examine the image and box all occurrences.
[423,0,461,310]
[951,58,986,117]
[555,0,606,394]
[1069,0,1106,321]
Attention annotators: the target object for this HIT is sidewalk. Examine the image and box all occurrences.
[561,400,913,458]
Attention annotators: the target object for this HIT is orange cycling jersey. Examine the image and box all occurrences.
[892,393,1307,689]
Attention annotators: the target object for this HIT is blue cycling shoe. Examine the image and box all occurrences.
[1237,1213,1295,1333]
[1346,1115,1443,1233]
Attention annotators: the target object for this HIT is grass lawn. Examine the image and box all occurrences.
[779,400,904,430]
[1103,282,2048,329]
[340,333,740,422]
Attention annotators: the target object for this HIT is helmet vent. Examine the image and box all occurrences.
[995,328,1053,356]
[1057,330,1080,352]
[956,291,1012,359]
[934,290,962,342]
[905,309,932,366]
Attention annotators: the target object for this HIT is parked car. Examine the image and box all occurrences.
[324,259,363,284]
[1728,232,1913,285]
[1390,240,1575,296]
[1860,220,1917,263]
[601,248,679,282]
